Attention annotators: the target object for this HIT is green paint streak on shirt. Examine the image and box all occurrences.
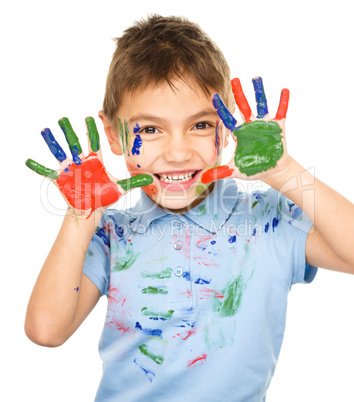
[196,204,208,216]
[142,286,168,295]
[118,118,125,154]
[252,200,260,209]
[113,248,139,272]
[145,256,169,264]
[141,267,173,279]
[214,275,245,318]
[139,344,164,365]
[141,308,174,320]
[234,120,283,176]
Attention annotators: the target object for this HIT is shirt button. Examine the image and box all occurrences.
[174,241,182,250]
[175,267,184,277]
[174,221,183,229]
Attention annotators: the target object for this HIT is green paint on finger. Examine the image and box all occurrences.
[25,159,59,179]
[234,120,283,176]
[117,174,153,191]
[139,344,164,365]
[86,117,100,152]
[141,268,173,279]
[58,118,82,164]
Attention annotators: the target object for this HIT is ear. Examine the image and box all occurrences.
[98,111,123,156]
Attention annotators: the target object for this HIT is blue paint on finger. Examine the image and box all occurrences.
[41,128,67,162]
[252,77,269,118]
[212,94,237,131]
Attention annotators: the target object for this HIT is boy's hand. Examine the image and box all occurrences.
[26,117,153,217]
[202,77,291,184]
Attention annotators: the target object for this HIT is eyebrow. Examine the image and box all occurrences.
[128,109,217,126]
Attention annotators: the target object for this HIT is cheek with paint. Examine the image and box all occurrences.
[132,123,143,161]
[57,156,121,212]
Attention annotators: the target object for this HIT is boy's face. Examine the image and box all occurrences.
[104,77,229,212]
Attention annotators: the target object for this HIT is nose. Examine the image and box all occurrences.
[162,133,194,163]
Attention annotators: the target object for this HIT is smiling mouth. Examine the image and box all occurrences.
[154,170,201,184]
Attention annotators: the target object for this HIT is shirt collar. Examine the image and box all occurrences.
[130,179,239,234]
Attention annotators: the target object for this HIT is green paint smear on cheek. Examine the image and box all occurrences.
[234,120,283,176]
[213,275,245,317]
[118,118,125,154]
[140,268,173,279]
[113,248,139,272]
[139,344,164,365]
[124,120,131,155]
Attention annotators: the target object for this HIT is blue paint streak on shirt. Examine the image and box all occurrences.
[265,222,270,233]
[211,240,216,245]
[95,228,110,246]
[272,217,280,232]
[254,191,263,201]
[135,322,163,338]
[41,128,67,162]
[133,359,155,383]
[228,235,236,243]
[252,228,257,236]
[132,135,143,155]
[292,207,302,220]
[288,202,295,212]
[183,271,191,281]
[194,278,211,285]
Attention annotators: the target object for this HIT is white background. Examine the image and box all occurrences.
[2,0,354,401]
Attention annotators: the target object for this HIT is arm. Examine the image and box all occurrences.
[203,77,354,274]
[266,159,354,274]
[25,117,152,347]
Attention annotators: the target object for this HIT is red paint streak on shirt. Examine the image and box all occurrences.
[187,353,207,367]
[201,165,234,184]
[106,315,131,335]
[199,288,224,299]
[57,154,121,214]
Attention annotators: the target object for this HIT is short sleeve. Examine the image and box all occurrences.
[83,215,111,297]
[257,189,317,288]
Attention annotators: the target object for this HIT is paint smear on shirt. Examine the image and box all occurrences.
[133,358,155,382]
[113,248,139,271]
[139,344,164,365]
[135,322,163,338]
[142,286,168,295]
[213,275,245,317]
[141,308,174,320]
[187,353,207,367]
[140,268,173,279]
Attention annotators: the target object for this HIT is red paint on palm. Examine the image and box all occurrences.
[57,154,121,211]
[201,165,234,184]
[231,78,252,122]
[274,88,290,120]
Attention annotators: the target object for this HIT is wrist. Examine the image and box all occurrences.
[264,157,306,192]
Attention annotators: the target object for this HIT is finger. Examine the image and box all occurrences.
[274,89,290,121]
[252,76,269,119]
[231,78,252,123]
[212,94,237,131]
[41,128,67,163]
[58,117,83,165]
[117,174,153,192]
[85,116,100,153]
[201,165,234,185]
[25,158,59,180]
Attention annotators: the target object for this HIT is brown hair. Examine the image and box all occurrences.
[103,14,233,125]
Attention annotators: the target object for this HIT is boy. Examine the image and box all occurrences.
[25,15,354,401]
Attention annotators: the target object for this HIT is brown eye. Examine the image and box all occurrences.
[141,127,159,134]
[193,122,211,130]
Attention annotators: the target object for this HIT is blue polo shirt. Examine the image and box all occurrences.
[83,179,316,402]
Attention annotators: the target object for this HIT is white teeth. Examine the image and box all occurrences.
[158,172,195,183]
